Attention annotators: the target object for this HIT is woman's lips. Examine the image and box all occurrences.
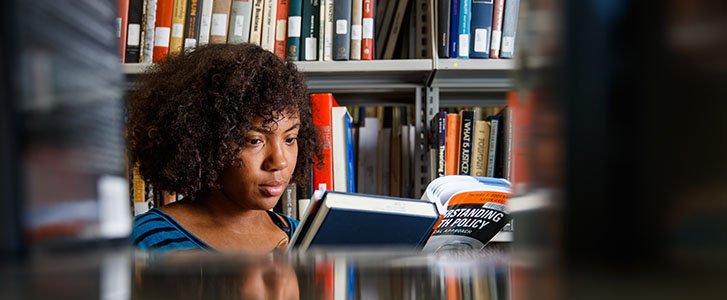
[259,182,285,197]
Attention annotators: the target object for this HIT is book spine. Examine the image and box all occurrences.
[169,0,188,55]
[249,0,265,45]
[210,0,233,44]
[470,0,494,58]
[486,114,500,177]
[117,0,130,62]
[436,111,447,178]
[457,0,472,58]
[361,0,374,60]
[287,0,303,60]
[228,0,254,44]
[382,0,410,59]
[261,0,278,51]
[449,0,460,58]
[345,113,356,193]
[501,106,513,180]
[350,0,362,60]
[356,117,379,194]
[437,0,450,58]
[310,93,339,193]
[332,0,351,60]
[445,113,461,176]
[125,0,144,63]
[142,0,158,63]
[458,110,474,175]
[471,120,490,176]
[283,183,298,218]
[500,0,519,58]
[300,0,320,60]
[322,0,334,60]
[183,0,201,51]
[274,0,290,59]
[197,0,213,45]
[489,0,504,58]
[153,0,174,63]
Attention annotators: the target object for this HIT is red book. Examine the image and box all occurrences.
[117,0,130,62]
[489,0,505,58]
[314,258,334,300]
[445,113,461,176]
[153,0,175,63]
[274,0,290,60]
[361,0,374,60]
[310,93,339,192]
[507,92,534,195]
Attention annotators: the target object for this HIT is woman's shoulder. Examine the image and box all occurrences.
[132,208,212,251]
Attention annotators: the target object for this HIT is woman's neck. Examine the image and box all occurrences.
[193,189,269,227]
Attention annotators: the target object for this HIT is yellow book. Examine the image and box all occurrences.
[471,120,491,176]
[169,0,189,55]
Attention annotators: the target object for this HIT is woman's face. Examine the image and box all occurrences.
[220,113,300,210]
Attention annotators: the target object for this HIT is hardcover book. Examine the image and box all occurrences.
[458,110,475,175]
[448,0,460,58]
[249,0,265,45]
[261,0,278,51]
[227,0,254,44]
[274,0,290,59]
[287,0,304,60]
[500,0,520,58]
[332,0,352,60]
[299,0,320,60]
[470,0,494,58]
[489,0,505,58]
[457,0,472,58]
[152,0,174,62]
[183,0,202,52]
[310,93,339,193]
[169,0,189,55]
[289,191,440,251]
[437,0,451,58]
[125,0,144,63]
[197,0,214,45]
[142,0,158,63]
[209,0,233,44]
[361,0,374,60]
[350,0,363,60]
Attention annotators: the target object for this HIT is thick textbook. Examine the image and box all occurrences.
[289,191,441,250]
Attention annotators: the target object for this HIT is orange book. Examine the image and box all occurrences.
[361,0,374,60]
[446,268,462,300]
[445,113,461,175]
[274,0,290,59]
[507,92,534,195]
[117,0,130,62]
[310,93,339,192]
[153,0,175,62]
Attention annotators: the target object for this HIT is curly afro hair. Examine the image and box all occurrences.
[127,43,321,199]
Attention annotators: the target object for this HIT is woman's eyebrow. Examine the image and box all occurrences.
[249,123,300,135]
[285,123,300,132]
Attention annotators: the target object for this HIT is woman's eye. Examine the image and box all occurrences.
[248,139,263,145]
[285,137,297,144]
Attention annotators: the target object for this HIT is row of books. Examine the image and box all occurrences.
[438,0,521,59]
[117,0,430,63]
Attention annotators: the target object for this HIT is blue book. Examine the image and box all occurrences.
[345,113,356,193]
[449,0,460,58]
[289,191,441,250]
[501,0,520,58]
[470,0,495,58]
[458,0,473,58]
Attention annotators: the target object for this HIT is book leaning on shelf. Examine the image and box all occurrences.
[289,175,512,251]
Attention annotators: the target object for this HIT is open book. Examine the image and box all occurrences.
[289,176,511,252]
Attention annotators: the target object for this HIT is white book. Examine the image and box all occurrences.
[350,0,363,60]
[331,107,350,192]
[356,117,379,194]
[323,0,334,60]
[142,0,158,63]
[248,0,265,45]
[197,0,215,46]
[261,0,278,51]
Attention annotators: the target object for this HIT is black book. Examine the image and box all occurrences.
[436,111,447,178]
[458,110,474,175]
[436,0,450,58]
[124,0,145,62]
[183,0,203,52]
[333,0,352,60]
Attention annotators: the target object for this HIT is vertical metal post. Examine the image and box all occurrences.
[413,86,439,198]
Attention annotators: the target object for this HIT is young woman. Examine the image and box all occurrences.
[128,44,321,252]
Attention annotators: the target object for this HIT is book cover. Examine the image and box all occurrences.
[332,0,351,60]
[310,93,339,193]
[249,0,265,45]
[435,112,447,178]
[458,110,474,175]
[117,0,130,62]
[344,112,356,193]
[471,120,491,176]
[485,114,501,177]
[153,0,175,62]
[209,0,232,44]
[182,0,202,52]
[350,0,363,60]
[300,0,320,60]
[197,0,214,45]
[261,0,278,51]
[457,0,472,58]
[290,191,440,250]
[331,106,350,192]
[274,0,290,59]
[470,0,494,58]
[169,0,188,55]
[437,0,451,58]
[125,0,144,63]
[356,117,379,195]
[489,0,505,58]
[448,0,460,58]
[500,0,520,58]
[287,0,303,60]
[382,0,410,59]
[227,0,254,44]
[361,0,374,60]
[445,113,461,176]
